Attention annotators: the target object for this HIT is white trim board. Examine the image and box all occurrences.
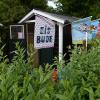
[19,9,65,24]
[25,20,35,23]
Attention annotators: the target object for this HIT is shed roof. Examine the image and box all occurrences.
[19,9,78,24]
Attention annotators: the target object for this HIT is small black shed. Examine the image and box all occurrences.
[10,9,77,66]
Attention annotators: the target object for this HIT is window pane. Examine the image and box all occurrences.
[10,25,24,39]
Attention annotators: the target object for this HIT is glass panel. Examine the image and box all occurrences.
[10,25,24,39]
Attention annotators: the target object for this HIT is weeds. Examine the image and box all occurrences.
[0,41,99,100]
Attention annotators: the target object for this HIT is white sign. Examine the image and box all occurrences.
[18,32,24,39]
[34,15,55,49]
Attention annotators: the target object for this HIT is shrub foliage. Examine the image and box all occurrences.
[0,41,100,100]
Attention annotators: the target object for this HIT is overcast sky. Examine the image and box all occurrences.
[48,0,57,8]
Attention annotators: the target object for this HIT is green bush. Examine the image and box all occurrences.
[61,45,100,100]
[0,41,99,100]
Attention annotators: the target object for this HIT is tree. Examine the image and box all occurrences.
[0,0,48,55]
[0,0,26,24]
[20,0,47,11]
[56,0,100,18]
[0,0,48,24]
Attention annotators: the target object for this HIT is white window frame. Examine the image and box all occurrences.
[10,25,24,39]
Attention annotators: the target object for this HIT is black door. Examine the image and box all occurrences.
[39,48,53,66]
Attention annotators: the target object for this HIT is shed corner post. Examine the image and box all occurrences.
[58,22,63,62]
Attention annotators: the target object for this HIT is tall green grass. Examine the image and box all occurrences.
[0,41,99,100]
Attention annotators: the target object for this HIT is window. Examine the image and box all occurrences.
[10,25,24,39]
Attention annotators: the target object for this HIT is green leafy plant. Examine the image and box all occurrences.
[0,40,100,100]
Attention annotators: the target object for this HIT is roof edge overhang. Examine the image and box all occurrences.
[18,9,65,24]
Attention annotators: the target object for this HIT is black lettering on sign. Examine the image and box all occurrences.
[41,36,45,43]
[50,36,52,42]
[37,36,40,43]
[37,36,53,43]
[45,25,47,34]
[46,36,52,43]
[40,26,51,34]
[47,27,51,34]
[40,27,44,34]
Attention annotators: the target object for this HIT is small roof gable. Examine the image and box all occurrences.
[19,9,77,24]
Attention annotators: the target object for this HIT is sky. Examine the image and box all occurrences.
[48,0,57,8]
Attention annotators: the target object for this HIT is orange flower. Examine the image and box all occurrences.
[52,68,58,81]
